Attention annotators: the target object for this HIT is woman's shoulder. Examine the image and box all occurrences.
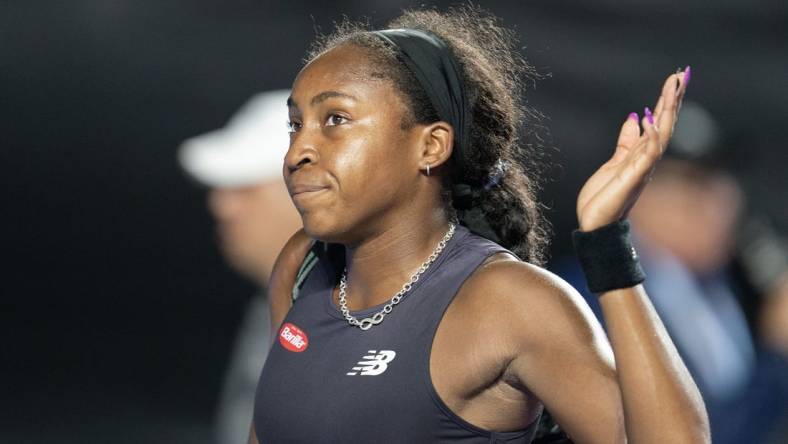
[455,253,605,350]
[462,253,581,306]
[268,229,316,325]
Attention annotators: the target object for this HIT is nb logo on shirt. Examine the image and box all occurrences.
[346,350,397,376]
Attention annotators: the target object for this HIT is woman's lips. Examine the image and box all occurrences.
[290,184,328,194]
[290,184,329,205]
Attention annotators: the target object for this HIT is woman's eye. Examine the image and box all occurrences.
[286,120,301,133]
[325,114,348,126]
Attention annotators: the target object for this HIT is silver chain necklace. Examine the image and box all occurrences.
[338,223,456,331]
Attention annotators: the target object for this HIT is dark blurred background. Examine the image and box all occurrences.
[2,1,786,443]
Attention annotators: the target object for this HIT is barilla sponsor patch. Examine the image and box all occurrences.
[279,323,309,352]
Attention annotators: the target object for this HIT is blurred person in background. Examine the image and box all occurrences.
[179,89,301,444]
[554,101,788,443]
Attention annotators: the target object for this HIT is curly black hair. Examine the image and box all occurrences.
[306,5,550,265]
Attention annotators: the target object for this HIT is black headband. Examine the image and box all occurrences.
[372,28,501,244]
[372,29,469,171]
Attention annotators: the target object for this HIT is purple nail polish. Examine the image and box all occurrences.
[683,65,691,85]
[628,112,639,121]
[644,107,654,125]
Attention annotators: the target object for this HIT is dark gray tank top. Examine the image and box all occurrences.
[254,225,540,443]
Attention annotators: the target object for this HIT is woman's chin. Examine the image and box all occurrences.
[301,216,349,244]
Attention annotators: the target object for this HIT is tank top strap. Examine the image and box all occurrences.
[401,225,512,334]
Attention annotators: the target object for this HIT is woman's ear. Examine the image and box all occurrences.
[418,121,454,173]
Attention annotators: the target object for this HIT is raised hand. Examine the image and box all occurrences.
[576,67,691,232]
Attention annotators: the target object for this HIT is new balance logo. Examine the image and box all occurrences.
[346,350,397,376]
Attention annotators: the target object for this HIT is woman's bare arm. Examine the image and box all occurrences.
[500,69,707,443]
[571,68,709,442]
[481,259,706,443]
[598,285,709,443]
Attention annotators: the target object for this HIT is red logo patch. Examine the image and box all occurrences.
[279,323,309,352]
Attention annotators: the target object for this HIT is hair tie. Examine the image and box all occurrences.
[484,160,507,190]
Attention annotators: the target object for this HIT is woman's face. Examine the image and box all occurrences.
[285,44,424,243]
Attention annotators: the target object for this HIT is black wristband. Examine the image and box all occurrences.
[572,220,646,294]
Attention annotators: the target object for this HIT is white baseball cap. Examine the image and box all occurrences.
[178,89,291,187]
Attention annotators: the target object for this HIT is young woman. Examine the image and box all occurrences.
[251,7,709,443]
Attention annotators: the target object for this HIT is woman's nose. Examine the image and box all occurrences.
[284,129,320,173]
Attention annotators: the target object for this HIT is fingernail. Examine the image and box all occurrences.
[683,65,691,85]
[628,112,639,121]
[644,107,654,125]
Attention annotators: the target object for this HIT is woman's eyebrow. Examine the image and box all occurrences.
[310,91,358,106]
[287,91,359,110]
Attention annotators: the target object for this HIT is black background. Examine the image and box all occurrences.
[3,1,786,442]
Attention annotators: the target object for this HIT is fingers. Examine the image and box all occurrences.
[615,66,691,163]
[677,65,691,99]
[656,66,690,112]
[616,67,690,211]
[654,74,679,145]
[654,66,691,146]
[617,110,660,178]
[653,69,680,116]
[618,113,660,196]
[584,67,691,226]
[634,66,690,161]
[611,113,642,164]
[631,109,662,179]
[588,117,658,223]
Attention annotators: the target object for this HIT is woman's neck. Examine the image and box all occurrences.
[339,212,452,310]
